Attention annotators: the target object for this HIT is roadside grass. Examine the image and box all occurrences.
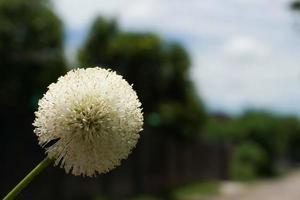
[171,181,220,200]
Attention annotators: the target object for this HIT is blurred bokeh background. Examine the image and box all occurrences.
[1,0,300,199]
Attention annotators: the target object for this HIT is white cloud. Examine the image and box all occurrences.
[53,0,300,116]
[191,35,300,116]
[223,36,270,62]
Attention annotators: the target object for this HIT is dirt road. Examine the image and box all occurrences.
[211,170,300,200]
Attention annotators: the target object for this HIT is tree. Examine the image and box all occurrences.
[78,16,206,196]
[291,1,300,10]
[205,110,300,178]
[0,0,66,111]
[78,16,206,138]
[0,0,66,198]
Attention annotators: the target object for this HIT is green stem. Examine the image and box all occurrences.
[3,157,52,200]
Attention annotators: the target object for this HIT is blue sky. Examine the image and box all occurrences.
[53,0,300,116]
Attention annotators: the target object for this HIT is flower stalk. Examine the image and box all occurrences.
[4,67,143,199]
[3,157,52,200]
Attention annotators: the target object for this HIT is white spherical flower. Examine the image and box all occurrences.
[33,67,143,177]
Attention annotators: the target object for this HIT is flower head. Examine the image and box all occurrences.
[33,67,143,177]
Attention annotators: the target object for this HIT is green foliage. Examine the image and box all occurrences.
[78,16,206,138]
[291,1,300,10]
[171,181,219,200]
[239,111,290,157]
[231,142,267,180]
[204,115,244,141]
[78,16,118,67]
[0,0,66,111]
[205,111,300,178]
[283,116,300,161]
[0,0,66,197]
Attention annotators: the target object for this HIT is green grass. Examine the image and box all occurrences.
[171,181,220,200]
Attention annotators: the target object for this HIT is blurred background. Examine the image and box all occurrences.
[1,0,300,199]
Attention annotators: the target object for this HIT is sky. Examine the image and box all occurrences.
[53,0,300,116]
